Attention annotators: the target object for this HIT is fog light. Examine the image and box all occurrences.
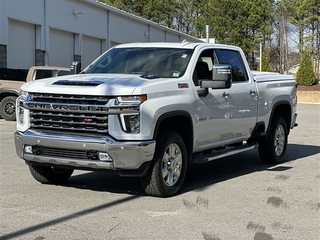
[99,152,113,162]
[24,145,33,154]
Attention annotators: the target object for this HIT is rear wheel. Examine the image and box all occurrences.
[0,96,17,121]
[258,116,288,164]
[28,164,74,184]
[141,130,187,197]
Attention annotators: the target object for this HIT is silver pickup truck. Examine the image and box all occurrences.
[14,42,298,197]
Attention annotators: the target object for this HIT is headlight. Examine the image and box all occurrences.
[16,96,30,132]
[115,95,146,133]
[20,90,28,97]
[117,95,147,103]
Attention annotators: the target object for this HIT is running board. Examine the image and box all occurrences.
[192,143,258,164]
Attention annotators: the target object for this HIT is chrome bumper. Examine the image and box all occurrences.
[14,130,155,172]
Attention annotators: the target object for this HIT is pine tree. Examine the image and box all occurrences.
[296,51,316,86]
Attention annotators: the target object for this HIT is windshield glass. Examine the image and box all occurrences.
[84,47,194,78]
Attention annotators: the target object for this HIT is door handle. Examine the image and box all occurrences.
[249,90,256,96]
[222,92,230,98]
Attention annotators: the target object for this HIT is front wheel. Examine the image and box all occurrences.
[28,164,74,184]
[141,130,187,197]
[258,116,288,164]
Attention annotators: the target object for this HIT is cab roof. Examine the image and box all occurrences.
[113,41,242,51]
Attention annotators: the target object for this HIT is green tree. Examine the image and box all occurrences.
[281,0,319,78]
[204,0,273,56]
[296,51,316,86]
[100,0,178,28]
[173,0,208,36]
[283,0,307,53]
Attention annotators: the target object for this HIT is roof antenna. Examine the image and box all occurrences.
[181,39,189,46]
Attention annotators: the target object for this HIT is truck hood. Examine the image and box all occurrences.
[21,74,150,95]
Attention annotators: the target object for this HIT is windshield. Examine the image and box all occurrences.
[84,47,194,79]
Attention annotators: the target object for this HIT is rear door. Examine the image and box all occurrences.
[214,49,258,140]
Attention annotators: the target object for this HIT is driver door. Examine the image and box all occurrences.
[193,49,231,150]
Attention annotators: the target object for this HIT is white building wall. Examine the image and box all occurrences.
[49,28,73,67]
[0,0,200,69]
[149,27,166,42]
[109,14,149,44]
[7,19,35,68]
[82,35,102,67]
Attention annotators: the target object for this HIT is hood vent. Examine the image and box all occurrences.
[53,80,102,86]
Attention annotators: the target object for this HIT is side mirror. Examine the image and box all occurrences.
[200,64,232,89]
[70,61,81,74]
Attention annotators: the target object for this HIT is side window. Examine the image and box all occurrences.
[34,70,53,80]
[57,70,70,76]
[214,49,248,81]
[193,49,214,86]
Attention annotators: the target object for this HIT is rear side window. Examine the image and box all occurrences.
[214,49,248,81]
[58,70,70,76]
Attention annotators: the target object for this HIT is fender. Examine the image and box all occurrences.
[266,100,292,138]
[153,110,193,139]
[153,110,194,163]
[0,88,20,100]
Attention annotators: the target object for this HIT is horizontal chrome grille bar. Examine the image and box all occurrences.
[33,146,90,160]
[30,112,108,120]
[30,124,108,133]
[23,101,139,114]
[30,119,107,127]
[29,93,109,104]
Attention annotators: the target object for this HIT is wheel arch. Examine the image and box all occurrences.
[153,111,193,163]
[268,101,292,136]
[0,89,20,102]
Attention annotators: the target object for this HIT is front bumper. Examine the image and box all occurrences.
[14,129,155,175]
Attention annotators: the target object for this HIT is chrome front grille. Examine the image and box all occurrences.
[27,93,110,134]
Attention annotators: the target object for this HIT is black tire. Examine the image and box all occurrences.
[258,116,288,164]
[28,164,74,184]
[0,96,17,121]
[141,130,187,197]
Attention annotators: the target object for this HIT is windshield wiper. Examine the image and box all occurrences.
[140,74,160,79]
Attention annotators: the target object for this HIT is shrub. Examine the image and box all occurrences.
[296,51,316,86]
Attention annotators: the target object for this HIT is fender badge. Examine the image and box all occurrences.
[178,83,189,88]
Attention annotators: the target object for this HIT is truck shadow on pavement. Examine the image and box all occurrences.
[63,143,320,196]
[181,143,320,194]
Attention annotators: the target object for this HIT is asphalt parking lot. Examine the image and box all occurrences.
[0,103,319,240]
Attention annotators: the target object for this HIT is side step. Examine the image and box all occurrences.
[192,143,258,164]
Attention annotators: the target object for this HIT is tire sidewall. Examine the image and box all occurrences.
[29,164,74,184]
[0,96,17,121]
[259,116,288,164]
[142,130,188,197]
[272,117,288,162]
[154,132,187,195]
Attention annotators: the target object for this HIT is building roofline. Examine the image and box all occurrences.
[80,0,201,42]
